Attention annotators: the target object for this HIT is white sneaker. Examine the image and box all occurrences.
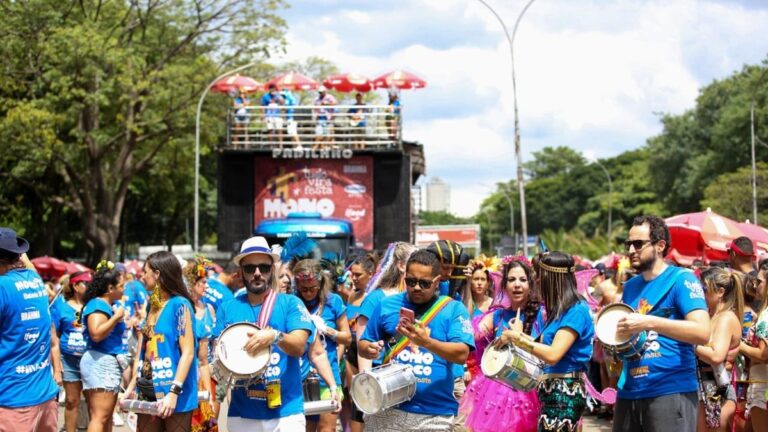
[113,412,125,426]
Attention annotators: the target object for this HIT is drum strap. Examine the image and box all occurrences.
[383,296,453,364]
[258,290,277,328]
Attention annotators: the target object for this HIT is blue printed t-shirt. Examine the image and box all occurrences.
[540,301,594,374]
[213,294,314,420]
[141,296,198,413]
[52,298,87,356]
[0,269,58,408]
[194,304,215,363]
[83,298,126,355]
[359,289,392,365]
[204,278,234,313]
[123,280,148,317]
[493,307,545,339]
[361,293,475,416]
[618,266,707,399]
[300,293,346,387]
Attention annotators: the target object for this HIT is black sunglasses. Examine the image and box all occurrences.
[624,239,652,252]
[242,263,273,275]
[404,277,436,290]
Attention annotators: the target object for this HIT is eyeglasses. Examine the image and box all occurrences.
[404,277,436,290]
[624,239,652,252]
[242,263,273,275]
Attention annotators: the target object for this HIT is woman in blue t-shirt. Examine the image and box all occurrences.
[53,270,91,432]
[293,259,351,432]
[506,252,595,432]
[124,251,198,431]
[79,262,126,431]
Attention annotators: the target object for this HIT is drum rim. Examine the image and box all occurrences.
[595,303,635,345]
[216,322,271,377]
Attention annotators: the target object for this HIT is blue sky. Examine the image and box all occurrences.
[277,0,768,216]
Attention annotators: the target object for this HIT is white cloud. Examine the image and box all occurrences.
[281,0,768,218]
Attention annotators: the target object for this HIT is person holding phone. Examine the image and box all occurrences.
[359,249,475,431]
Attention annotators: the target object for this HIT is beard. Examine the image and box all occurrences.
[633,248,657,273]
[244,275,269,295]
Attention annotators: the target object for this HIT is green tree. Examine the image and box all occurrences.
[523,146,586,179]
[417,211,472,226]
[701,162,768,223]
[0,0,287,261]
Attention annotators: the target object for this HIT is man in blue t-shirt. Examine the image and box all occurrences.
[214,236,313,432]
[0,228,58,431]
[611,216,710,432]
[359,249,475,431]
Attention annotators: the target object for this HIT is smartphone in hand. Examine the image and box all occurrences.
[399,307,415,328]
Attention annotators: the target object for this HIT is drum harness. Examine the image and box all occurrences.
[382,296,453,365]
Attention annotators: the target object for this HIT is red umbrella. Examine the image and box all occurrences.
[65,261,93,275]
[323,73,373,92]
[736,222,768,254]
[266,71,319,91]
[122,259,144,276]
[210,74,263,94]
[31,256,68,281]
[372,70,427,90]
[665,208,747,264]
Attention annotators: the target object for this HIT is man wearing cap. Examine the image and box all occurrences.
[213,236,314,431]
[728,236,756,274]
[0,228,59,431]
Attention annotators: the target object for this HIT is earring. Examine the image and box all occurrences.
[149,288,163,310]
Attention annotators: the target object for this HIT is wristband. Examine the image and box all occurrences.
[169,383,183,395]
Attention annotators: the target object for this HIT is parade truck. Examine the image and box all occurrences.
[216,99,425,258]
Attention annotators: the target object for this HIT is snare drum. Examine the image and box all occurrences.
[595,303,647,361]
[481,342,543,391]
[211,323,271,388]
[350,363,416,415]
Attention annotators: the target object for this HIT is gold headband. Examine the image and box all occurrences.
[539,261,575,274]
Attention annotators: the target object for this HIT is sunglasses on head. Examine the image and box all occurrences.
[242,263,273,275]
[404,277,436,290]
[624,239,652,252]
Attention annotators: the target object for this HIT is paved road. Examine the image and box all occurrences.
[59,404,614,431]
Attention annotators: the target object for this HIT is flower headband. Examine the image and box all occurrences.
[194,256,213,279]
[96,260,115,272]
[469,254,501,273]
[501,255,532,268]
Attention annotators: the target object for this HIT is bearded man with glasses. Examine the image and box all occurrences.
[611,215,711,432]
[358,249,475,431]
[212,236,314,432]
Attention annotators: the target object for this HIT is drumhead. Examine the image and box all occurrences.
[595,304,633,345]
[217,323,271,376]
[351,372,383,414]
[481,344,509,376]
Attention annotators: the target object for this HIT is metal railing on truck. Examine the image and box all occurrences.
[224,104,402,151]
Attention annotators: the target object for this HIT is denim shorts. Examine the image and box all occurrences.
[61,353,82,382]
[80,350,122,392]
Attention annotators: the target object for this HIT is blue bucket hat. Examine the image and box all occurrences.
[0,227,30,254]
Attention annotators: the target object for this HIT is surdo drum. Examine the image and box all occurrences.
[595,303,647,361]
[350,363,417,415]
[481,341,544,391]
[211,323,272,388]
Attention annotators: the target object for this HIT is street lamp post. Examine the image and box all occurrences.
[194,62,260,253]
[497,184,517,250]
[592,159,613,239]
[476,0,537,256]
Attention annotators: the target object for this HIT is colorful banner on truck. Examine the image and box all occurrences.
[254,156,374,249]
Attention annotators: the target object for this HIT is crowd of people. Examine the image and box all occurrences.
[230,85,401,148]
[1,213,768,432]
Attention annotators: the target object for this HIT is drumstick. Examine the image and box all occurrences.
[516,307,521,322]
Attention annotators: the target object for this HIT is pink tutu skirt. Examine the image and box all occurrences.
[459,373,540,432]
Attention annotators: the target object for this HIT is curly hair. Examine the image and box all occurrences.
[79,267,121,324]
